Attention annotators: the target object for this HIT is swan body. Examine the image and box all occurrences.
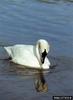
[4,39,50,69]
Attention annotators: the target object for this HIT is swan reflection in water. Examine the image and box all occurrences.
[34,69,48,92]
[0,57,57,93]
[10,62,49,92]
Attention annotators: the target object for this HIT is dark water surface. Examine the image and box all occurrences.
[0,0,73,100]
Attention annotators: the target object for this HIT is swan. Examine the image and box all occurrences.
[4,39,50,70]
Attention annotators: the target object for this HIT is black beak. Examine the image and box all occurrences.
[41,49,47,64]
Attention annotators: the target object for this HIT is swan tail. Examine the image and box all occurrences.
[0,46,11,60]
[4,47,12,57]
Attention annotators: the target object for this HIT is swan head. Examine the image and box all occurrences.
[36,39,50,64]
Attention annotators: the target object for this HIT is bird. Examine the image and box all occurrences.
[4,39,50,70]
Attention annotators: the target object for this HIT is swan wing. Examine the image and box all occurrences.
[4,45,40,68]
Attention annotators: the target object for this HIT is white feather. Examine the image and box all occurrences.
[4,39,50,69]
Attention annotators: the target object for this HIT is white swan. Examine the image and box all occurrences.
[4,39,50,70]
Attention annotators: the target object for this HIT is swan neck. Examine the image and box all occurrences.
[35,43,41,65]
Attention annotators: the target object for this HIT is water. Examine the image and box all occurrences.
[0,0,73,100]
